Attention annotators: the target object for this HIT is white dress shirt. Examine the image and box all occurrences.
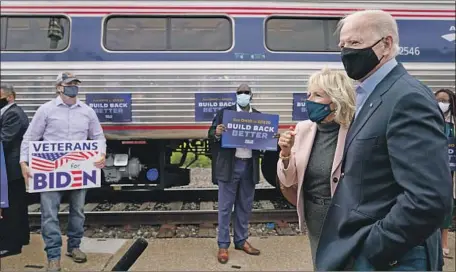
[235,104,252,159]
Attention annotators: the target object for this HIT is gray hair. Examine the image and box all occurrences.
[0,84,16,99]
[337,10,400,57]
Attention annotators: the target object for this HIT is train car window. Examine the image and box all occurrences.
[0,16,70,51]
[265,17,340,52]
[104,16,232,51]
[170,17,232,51]
[105,17,167,51]
[0,17,7,50]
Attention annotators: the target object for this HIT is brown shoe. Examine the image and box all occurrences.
[47,259,61,272]
[235,241,260,255]
[217,248,229,264]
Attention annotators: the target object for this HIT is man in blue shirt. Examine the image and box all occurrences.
[20,72,106,272]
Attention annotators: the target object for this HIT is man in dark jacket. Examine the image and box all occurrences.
[208,84,261,264]
[0,84,30,257]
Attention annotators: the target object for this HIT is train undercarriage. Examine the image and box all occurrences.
[100,139,281,191]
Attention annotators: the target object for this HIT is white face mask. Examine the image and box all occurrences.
[439,102,450,113]
[237,94,251,107]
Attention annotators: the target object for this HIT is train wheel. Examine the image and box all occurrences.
[261,147,297,207]
[261,147,280,188]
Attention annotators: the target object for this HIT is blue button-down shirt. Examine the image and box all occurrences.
[20,96,106,162]
[355,58,398,116]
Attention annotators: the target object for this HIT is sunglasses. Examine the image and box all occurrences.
[236,91,251,95]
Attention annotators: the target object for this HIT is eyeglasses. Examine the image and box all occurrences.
[237,91,251,95]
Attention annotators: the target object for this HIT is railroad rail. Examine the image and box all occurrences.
[27,199,298,228]
[26,187,282,205]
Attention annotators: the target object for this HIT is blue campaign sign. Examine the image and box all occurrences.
[0,142,9,208]
[292,93,309,121]
[448,138,456,171]
[195,93,236,121]
[221,110,279,151]
[86,93,132,122]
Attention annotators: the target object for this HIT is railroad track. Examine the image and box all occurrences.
[27,199,298,227]
[26,187,282,205]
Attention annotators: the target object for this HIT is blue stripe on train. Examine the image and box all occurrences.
[1,17,454,62]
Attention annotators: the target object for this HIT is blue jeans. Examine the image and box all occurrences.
[353,245,428,271]
[40,189,87,260]
[217,159,255,249]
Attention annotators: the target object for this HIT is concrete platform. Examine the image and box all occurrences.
[1,233,455,271]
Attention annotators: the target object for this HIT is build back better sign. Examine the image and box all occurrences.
[448,137,456,171]
[86,93,132,122]
[292,93,309,121]
[194,93,236,121]
[221,110,279,151]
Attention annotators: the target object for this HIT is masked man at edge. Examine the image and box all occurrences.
[315,10,452,271]
[208,84,261,264]
[0,84,30,258]
[19,72,107,272]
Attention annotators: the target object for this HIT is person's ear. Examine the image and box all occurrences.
[382,36,393,56]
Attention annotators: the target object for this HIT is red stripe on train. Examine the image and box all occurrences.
[1,11,453,17]
[2,6,453,13]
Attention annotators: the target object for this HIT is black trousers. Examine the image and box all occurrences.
[0,178,30,250]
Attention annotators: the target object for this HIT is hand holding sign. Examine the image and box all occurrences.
[94,154,106,169]
[278,126,296,157]
[216,124,226,136]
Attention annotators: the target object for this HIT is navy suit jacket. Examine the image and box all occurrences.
[0,104,29,181]
[315,64,453,271]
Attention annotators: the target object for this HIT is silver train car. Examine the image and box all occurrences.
[1,0,455,191]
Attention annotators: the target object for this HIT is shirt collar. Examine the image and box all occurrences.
[0,102,15,116]
[236,103,252,113]
[55,95,82,108]
[359,58,398,94]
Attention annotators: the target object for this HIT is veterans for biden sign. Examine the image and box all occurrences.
[221,110,279,151]
[28,140,103,193]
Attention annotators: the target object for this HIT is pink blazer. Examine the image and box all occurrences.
[277,120,348,231]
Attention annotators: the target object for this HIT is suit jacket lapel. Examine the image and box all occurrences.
[331,125,348,176]
[344,95,382,152]
[296,123,317,181]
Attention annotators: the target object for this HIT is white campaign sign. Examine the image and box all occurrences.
[28,140,102,193]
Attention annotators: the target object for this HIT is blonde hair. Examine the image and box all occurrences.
[337,9,400,57]
[308,67,356,127]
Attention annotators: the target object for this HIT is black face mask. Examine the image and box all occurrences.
[0,98,8,109]
[341,38,384,80]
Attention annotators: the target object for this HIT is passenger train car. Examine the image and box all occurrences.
[1,0,455,191]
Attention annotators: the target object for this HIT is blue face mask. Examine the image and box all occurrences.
[305,100,333,123]
[62,86,79,98]
[237,94,251,107]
